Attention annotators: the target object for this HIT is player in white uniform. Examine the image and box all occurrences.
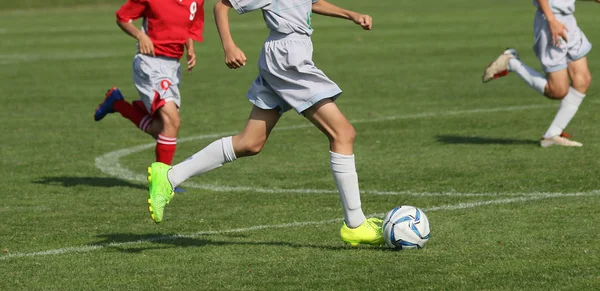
[482,0,594,147]
[145,0,382,246]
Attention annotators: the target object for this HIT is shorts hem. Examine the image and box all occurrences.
[247,96,287,115]
[296,88,343,114]
[543,64,568,73]
[569,44,592,62]
[230,0,245,14]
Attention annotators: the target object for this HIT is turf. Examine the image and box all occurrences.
[1,0,600,290]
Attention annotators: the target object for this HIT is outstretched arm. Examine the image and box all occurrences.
[214,0,247,69]
[312,0,372,30]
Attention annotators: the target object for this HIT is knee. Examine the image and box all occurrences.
[162,114,181,131]
[545,85,569,100]
[235,137,266,157]
[331,124,356,145]
[573,73,592,93]
[583,72,592,87]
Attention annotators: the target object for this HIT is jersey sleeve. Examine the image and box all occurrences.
[312,0,319,3]
[229,0,272,14]
[116,0,148,23]
[189,0,205,42]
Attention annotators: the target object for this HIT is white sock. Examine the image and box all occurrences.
[168,136,237,188]
[330,151,366,228]
[543,88,586,138]
[508,58,547,95]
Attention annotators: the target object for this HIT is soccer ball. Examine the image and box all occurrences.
[382,205,430,250]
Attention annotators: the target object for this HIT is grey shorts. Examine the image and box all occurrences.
[533,10,592,73]
[246,31,342,114]
[132,54,182,115]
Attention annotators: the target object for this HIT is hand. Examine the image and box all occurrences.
[548,18,568,46]
[186,50,196,72]
[137,34,155,56]
[224,46,247,69]
[351,13,373,30]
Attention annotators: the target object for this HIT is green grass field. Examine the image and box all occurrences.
[1,0,600,289]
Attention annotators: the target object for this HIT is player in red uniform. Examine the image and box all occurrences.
[94,0,205,168]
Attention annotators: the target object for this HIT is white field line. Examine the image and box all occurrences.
[95,104,556,197]
[1,191,596,261]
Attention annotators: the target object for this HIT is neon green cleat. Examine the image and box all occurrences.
[147,162,174,223]
[340,217,384,246]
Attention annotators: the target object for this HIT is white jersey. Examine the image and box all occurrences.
[533,0,575,15]
[229,0,318,35]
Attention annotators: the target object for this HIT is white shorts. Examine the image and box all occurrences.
[533,10,592,73]
[132,54,182,115]
[246,31,342,114]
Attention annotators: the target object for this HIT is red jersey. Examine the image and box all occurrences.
[116,0,205,59]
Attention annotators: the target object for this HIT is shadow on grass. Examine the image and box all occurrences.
[436,135,539,145]
[92,233,383,252]
[34,176,146,190]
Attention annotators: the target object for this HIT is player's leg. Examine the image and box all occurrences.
[132,99,161,139]
[94,87,152,135]
[258,35,381,245]
[482,47,554,96]
[568,57,592,95]
[541,57,591,147]
[155,101,180,165]
[482,53,581,147]
[167,105,281,188]
[543,69,570,99]
[167,71,284,189]
[128,54,184,164]
[146,101,183,223]
[147,105,280,223]
[303,99,383,246]
[95,55,161,138]
[303,99,355,154]
[540,13,592,147]
[483,11,564,97]
[482,48,567,98]
[303,99,360,224]
[147,68,284,223]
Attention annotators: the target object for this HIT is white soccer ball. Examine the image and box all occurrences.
[382,205,430,250]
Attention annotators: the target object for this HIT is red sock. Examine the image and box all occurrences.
[113,100,153,132]
[156,134,177,165]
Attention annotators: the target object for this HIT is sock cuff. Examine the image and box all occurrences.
[568,87,586,98]
[330,151,356,173]
[221,136,237,162]
[158,134,177,145]
[139,115,153,131]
